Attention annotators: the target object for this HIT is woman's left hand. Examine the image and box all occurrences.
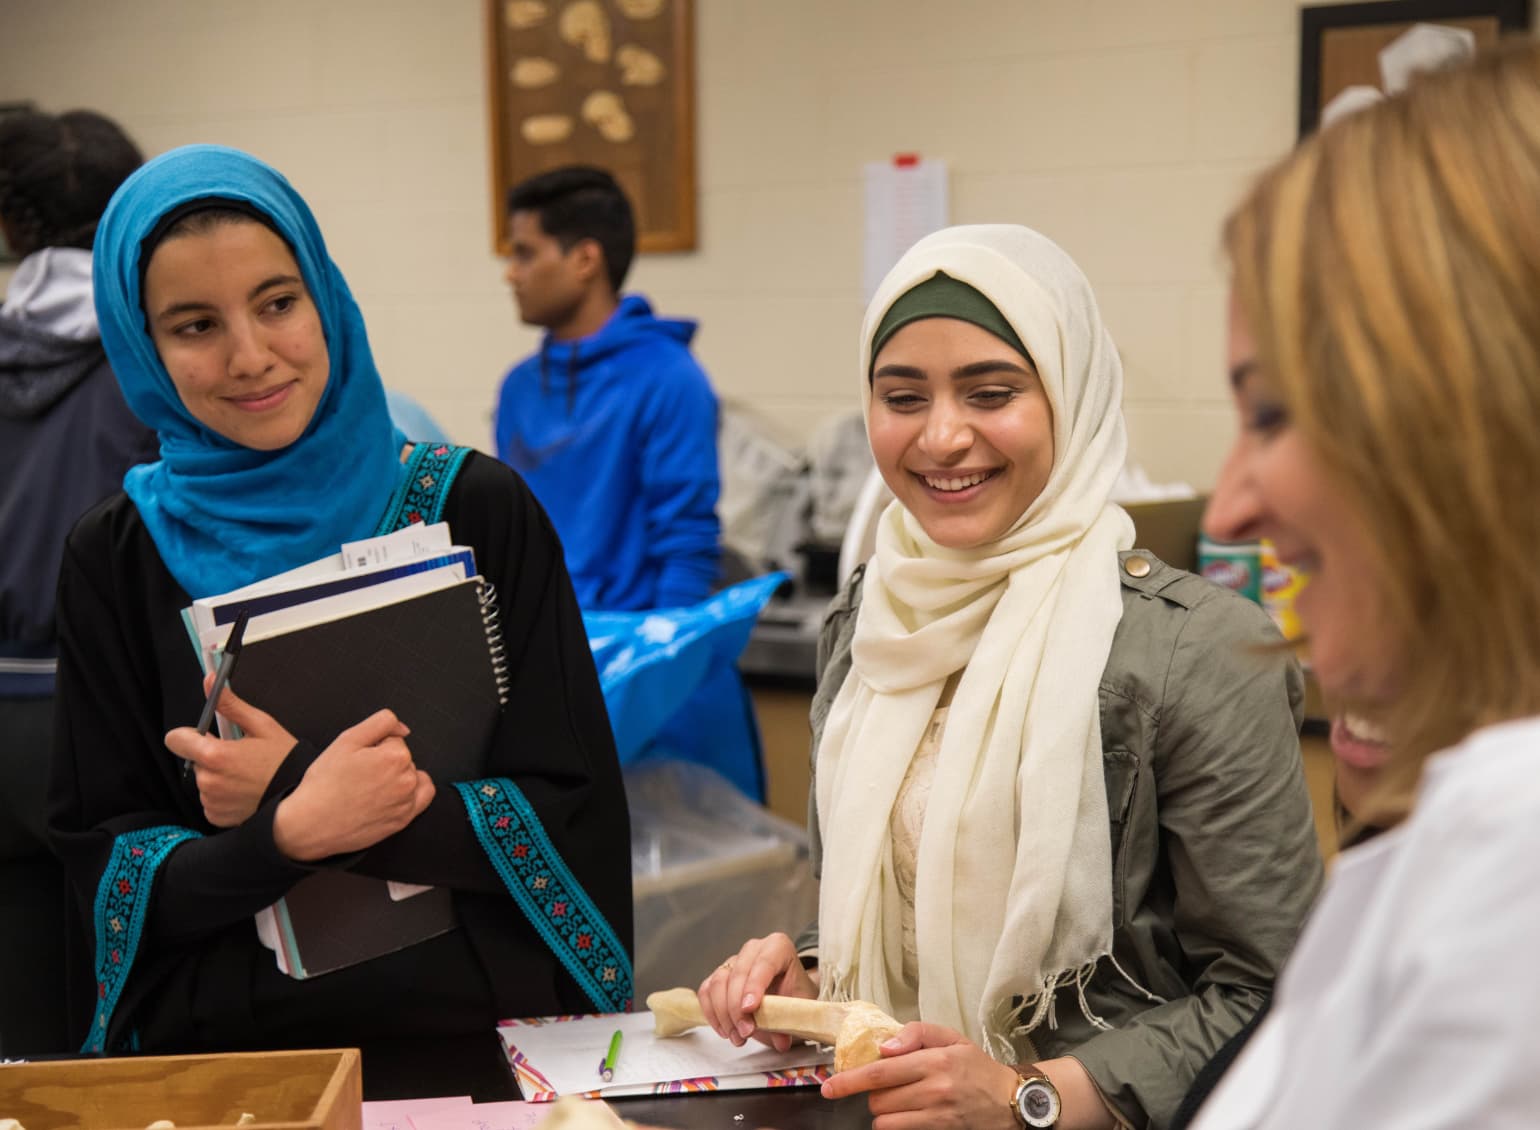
[820,1022,1019,1130]
[164,675,297,827]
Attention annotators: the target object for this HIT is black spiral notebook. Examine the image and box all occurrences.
[234,576,509,979]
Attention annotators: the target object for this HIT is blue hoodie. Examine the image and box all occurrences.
[495,294,721,612]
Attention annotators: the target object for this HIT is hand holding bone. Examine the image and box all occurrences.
[647,987,903,1072]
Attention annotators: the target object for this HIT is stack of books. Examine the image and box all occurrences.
[184,523,508,979]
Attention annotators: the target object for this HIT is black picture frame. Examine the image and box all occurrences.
[1299,0,1531,137]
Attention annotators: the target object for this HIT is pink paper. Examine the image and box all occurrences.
[411,1100,549,1130]
[361,1096,475,1130]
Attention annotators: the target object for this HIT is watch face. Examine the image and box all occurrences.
[1018,1080,1062,1128]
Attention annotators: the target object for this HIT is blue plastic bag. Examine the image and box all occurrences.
[582,573,788,777]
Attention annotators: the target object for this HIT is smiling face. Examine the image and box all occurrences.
[1205,295,1396,704]
[867,317,1054,550]
[143,220,329,451]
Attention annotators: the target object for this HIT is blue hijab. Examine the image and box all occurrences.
[94,145,407,599]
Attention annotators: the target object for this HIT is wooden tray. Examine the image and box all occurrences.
[0,1048,361,1130]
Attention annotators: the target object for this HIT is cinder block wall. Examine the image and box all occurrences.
[1,0,1309,485]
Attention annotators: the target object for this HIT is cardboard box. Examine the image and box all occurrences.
[1124,496,1208,573]
[0,1048,361,1130]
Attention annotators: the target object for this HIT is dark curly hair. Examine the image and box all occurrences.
[0,109,143,258]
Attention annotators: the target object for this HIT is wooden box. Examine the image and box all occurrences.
[0,1048,361,1130]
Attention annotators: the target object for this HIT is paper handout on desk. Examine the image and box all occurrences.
[498,1010,832,1101]
[362,1095,549,1130]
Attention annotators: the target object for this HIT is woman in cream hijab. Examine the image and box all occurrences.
[699,226,1322,1130]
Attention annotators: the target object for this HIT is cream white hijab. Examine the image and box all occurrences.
[815,225,1134,1061]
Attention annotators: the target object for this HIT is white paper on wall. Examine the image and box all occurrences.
[863,157,949,303]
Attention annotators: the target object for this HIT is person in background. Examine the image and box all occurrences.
[495,165,763,800]
[699,225,1322,1129]
[0,107,153,1055]
[49,145,631,1097]
[494,164,719,611]
[1189,42,1540,1127]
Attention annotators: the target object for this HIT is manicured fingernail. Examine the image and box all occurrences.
[741,994,756,1010]
[820,1082,834,1098]
[881,1037,903,1050]
[736,1020,754,1037]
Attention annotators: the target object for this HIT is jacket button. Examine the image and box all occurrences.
[1124,555,1151,578]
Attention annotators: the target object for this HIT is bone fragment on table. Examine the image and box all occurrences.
[645,987,903,1072]
[540,1094,633,1129]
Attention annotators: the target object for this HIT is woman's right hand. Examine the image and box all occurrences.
[697,932,819,1052]
[271,709,434,861]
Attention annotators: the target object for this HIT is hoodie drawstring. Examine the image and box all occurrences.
[537,343,579,417]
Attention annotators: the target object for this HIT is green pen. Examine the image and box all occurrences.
[598,1028,623,1082]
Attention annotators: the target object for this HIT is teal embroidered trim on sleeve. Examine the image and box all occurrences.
[84,825,202,1053]
[375,443,474,535]
[455,778,633,1012]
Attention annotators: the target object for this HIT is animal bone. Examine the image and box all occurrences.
[646,987,903,1073]
[506,0,549,29]
[539,1095,631,1128]
[510,56,560,88]
[559,0,612,63]
[521,114,574,145]
[616,44,665,85]
[617,0,664,18]
[581,90,635,143]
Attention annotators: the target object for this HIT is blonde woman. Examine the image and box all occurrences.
[1192,43,1540,1128]
[699,226,1322,1129]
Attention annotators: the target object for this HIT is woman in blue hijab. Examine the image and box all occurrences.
[48,146,632,1097]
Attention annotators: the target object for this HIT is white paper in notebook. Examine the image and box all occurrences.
[498,1010,831,1100]
[342,521,453,572]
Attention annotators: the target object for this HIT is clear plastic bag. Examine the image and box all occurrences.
[717,405,806,571]
[626,759,819,999]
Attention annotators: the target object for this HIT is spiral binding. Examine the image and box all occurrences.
[478,581,510,706]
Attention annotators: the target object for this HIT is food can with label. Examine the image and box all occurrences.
[1260,540,1306,640]
[1197,538,1262,604]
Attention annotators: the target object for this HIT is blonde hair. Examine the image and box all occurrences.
[1225,43,1540,810]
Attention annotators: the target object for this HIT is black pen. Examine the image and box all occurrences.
[196,607,250,737]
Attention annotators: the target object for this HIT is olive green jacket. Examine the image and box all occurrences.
[800,551,1323,1130]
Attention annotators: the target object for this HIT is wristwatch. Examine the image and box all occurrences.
[1010,1069,1063,1128]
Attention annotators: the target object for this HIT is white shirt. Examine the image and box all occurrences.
[1193,715,1540,1129]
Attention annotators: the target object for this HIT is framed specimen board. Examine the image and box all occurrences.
[485,0,697,253]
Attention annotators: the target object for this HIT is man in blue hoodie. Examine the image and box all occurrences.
[494,166,720,612]
[495,168,765,800]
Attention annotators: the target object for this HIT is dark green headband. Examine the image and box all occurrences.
[869,271,1031,376]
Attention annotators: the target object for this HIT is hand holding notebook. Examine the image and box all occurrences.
[165,674,304,828]
[269,706,436,861]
